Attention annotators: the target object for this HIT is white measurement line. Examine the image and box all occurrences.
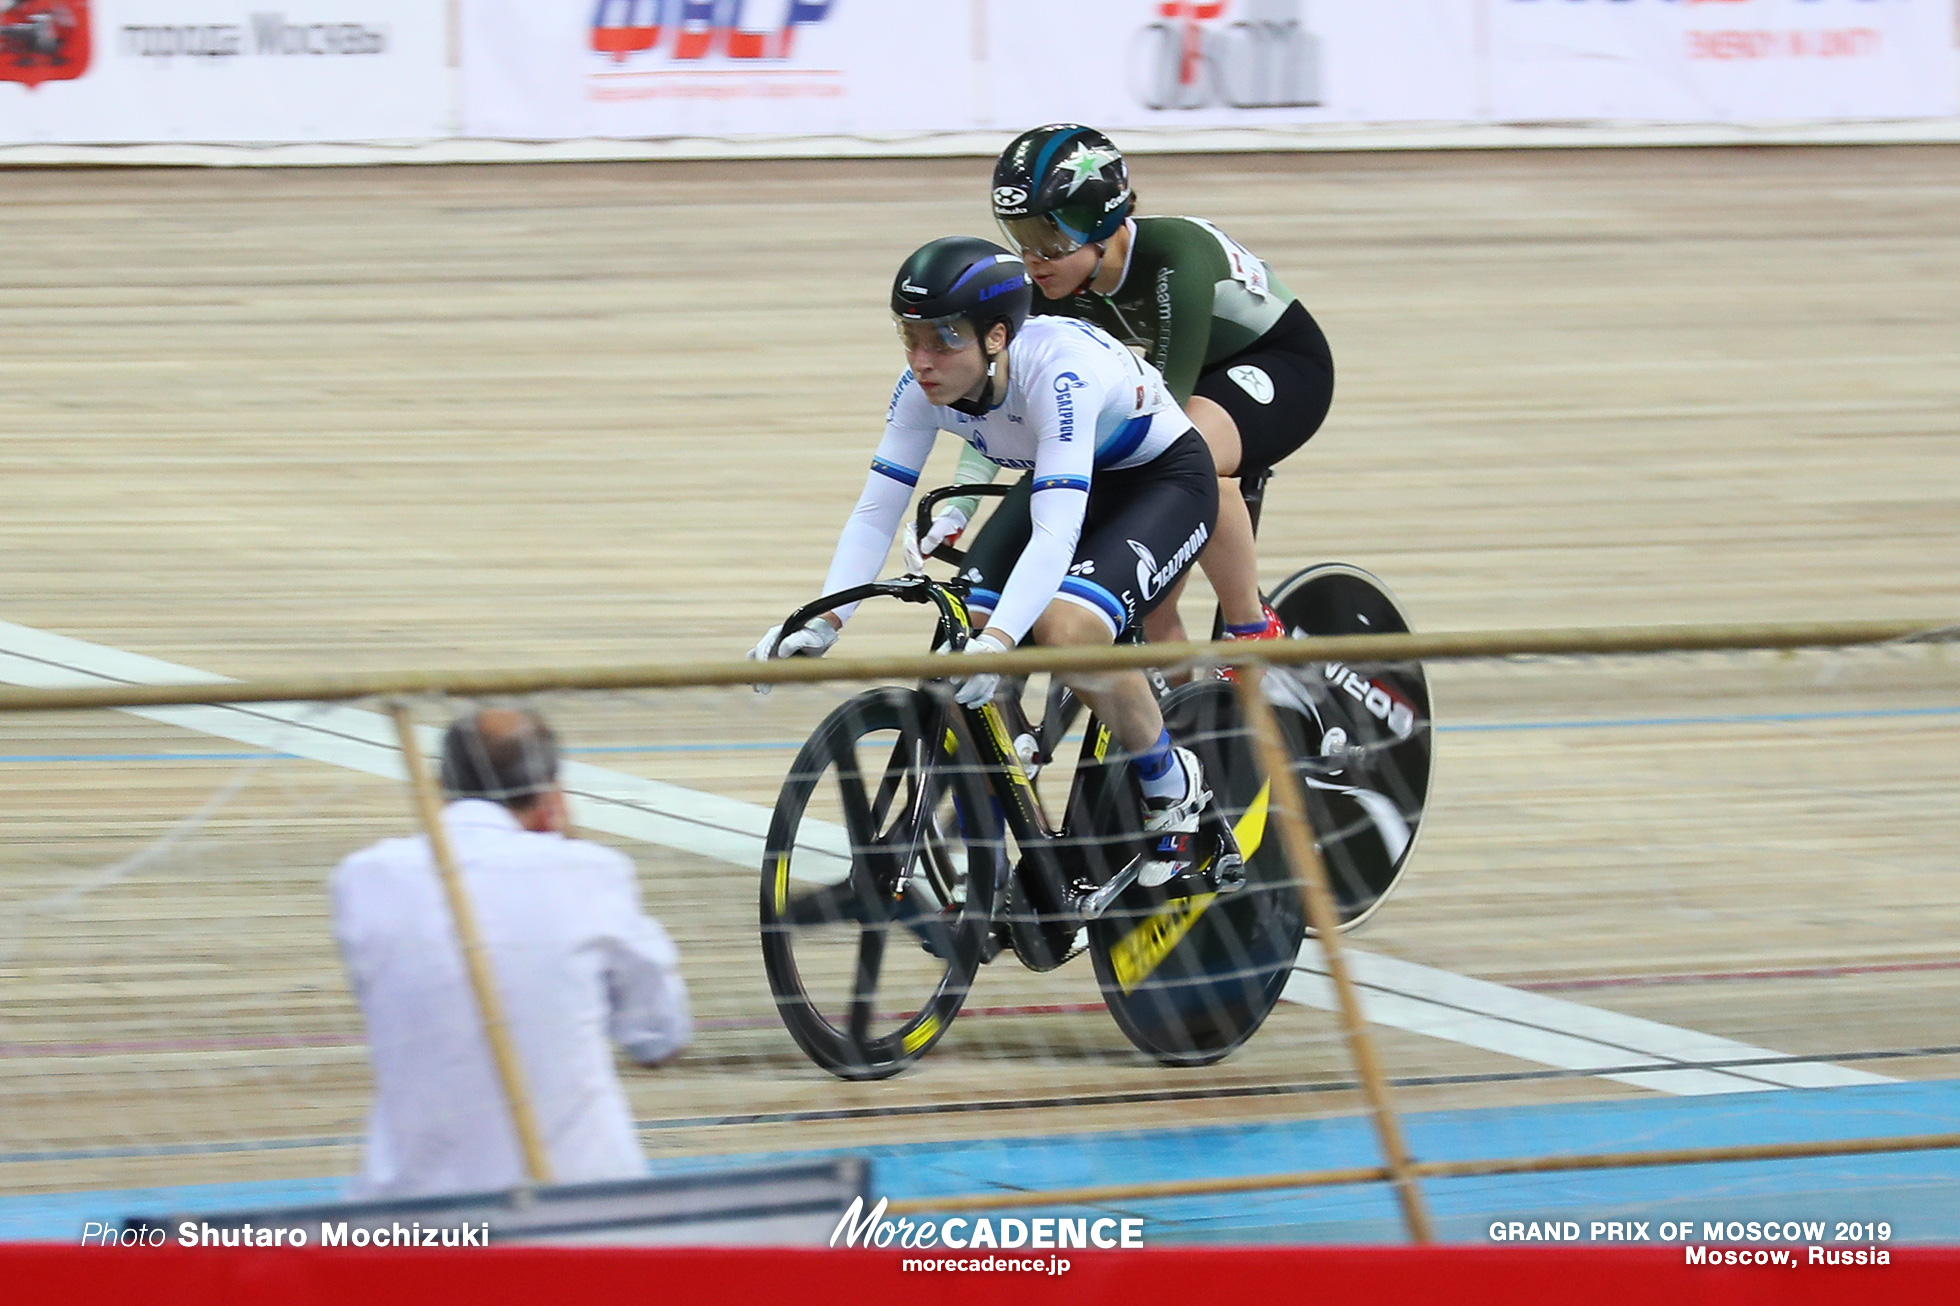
[0,619,1889,1095]
[1287,944,1891,1094]
[0,620,846,872]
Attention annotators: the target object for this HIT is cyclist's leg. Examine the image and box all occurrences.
[1183,300,1336,635]
[1028,601,1163,750]
[1142,572,1193,645]
[1178,395,1263,631]
[1030,431,1218,785]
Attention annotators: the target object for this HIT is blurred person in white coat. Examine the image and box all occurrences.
[332,707,691,1199]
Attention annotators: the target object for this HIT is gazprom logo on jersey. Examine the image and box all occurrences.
[1131,0,1321,112]
[592,0,833,64]
[1052,371,1085,443]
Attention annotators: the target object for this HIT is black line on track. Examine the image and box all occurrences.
[8,1045,1958,1167]
[631,1043,1960,1134]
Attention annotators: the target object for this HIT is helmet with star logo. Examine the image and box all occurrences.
[991,124,1133,261]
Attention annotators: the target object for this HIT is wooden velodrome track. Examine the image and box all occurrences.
[1,146,1957,1203]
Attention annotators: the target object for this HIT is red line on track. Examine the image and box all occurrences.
[0,1004,1111,1058]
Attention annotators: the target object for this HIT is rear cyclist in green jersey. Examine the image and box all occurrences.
[919,124,1335,649]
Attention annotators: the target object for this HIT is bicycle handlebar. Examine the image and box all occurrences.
[914,481,1017,568]
[775,574,977,657]
[770,483,1013,655]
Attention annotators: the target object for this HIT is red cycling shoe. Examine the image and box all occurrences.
[1218,604,1285,680]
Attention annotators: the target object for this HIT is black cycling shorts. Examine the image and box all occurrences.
[959,431,1219,639]
[1191,299,1334,479]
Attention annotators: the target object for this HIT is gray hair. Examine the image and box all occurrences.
[440,707,560,808]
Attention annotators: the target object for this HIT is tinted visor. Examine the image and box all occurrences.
[894,314,979,356]
[996,212,1089,261]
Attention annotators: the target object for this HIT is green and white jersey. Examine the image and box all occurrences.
[946,214,1297,503]
[1033,215,1297,406]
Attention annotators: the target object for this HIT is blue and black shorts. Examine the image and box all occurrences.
[959,431,1219,639]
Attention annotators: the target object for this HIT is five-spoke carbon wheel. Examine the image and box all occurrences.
[760,687,1001,1080]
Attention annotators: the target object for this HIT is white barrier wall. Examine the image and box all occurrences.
[0,1,446,144]
[2,1,1955,148]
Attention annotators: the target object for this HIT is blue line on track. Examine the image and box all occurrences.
[5,1081,1956,1244]
[2,704,1952,765]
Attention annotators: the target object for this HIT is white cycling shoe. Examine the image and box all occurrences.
[1138,748,1211,888]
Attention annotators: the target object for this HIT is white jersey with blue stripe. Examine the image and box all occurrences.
[819,317,1194,644]
[881,315,1188,482]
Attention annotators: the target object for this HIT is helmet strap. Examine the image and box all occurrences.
[949,332,1007,417]
[1060,241,1108,298]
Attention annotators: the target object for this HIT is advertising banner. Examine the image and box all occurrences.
[458,1,1953,146]
[5,1,1952,151]
[1488,0,1958,123]
[461,2,976,140]
[0,1,446,144]
[979,0,1480,131]
[459,1,1483,141]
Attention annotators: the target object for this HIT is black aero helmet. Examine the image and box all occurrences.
[992,124,1133,259]
[890,235,1032,352]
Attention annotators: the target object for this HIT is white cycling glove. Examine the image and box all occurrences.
[751,617,839,663]
[749,619,839,694]
[900,506,970,573]
[950,631,1011,709]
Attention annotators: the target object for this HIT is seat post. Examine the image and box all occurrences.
[1240,466,1273,539]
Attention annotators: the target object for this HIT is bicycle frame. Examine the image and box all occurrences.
[769,556,1128,975]
[914,471,1277,746]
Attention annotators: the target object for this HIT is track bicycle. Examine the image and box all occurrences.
[940,471,1434,931]
[758,483,1433,1080]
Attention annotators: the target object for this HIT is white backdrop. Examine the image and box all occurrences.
[0,1,446,144]
[461,1,977,140]
[1488,0,1958,123]
[978,0,1479,129]
[459,0,1957,142]
[3,1,1955,149]
[460,0,1485,140]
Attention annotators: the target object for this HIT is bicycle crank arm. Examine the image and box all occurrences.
[1073,856,1143,921]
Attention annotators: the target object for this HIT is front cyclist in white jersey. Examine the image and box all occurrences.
[751,236,1222,878]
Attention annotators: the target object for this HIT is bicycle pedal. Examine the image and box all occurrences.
[1209,849,1247,894]
[1195,808,1246,895]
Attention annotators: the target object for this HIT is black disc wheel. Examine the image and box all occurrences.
[1086,681,1307,1066]
[760,687,1001,1080]
[1265,562,1433,929]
